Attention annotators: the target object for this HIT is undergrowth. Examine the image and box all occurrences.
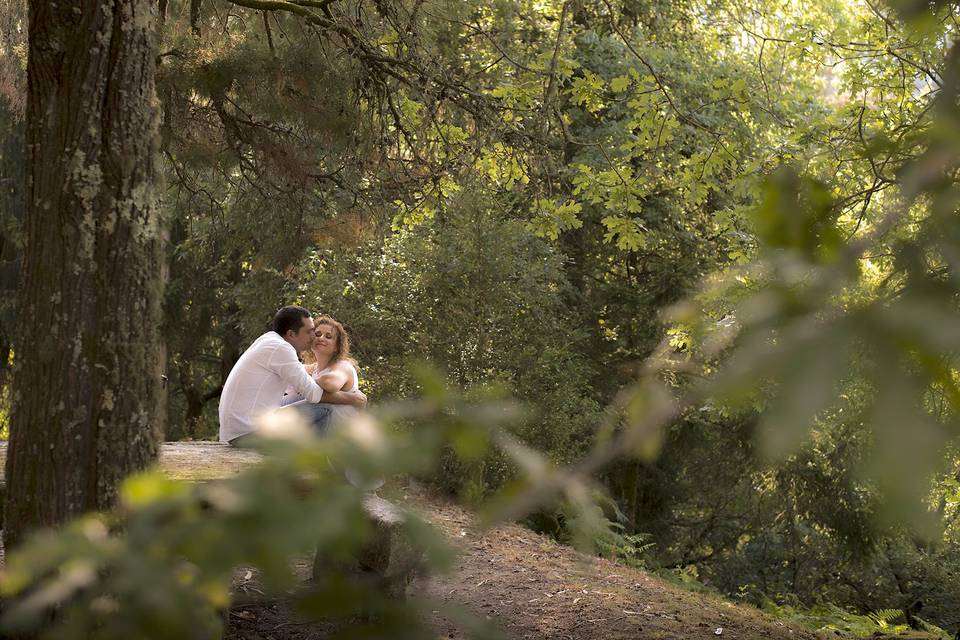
[760,601,952,638]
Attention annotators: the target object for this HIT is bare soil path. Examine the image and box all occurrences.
[413,487,815,640]
[0,442,822,639]
[226,483,820,640]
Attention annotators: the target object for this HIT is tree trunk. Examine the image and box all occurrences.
[3,0,164,550]
[190,0,202,35]
[0,104,24,399]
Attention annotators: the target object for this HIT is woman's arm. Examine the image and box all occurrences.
[315,362,352,393]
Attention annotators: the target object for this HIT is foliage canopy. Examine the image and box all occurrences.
[1,0,960,636]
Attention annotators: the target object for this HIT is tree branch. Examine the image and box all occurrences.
[220,0,332,27]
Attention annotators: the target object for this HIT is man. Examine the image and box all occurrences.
[218,305,366,445]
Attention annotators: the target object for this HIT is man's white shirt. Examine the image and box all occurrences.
[218,331,323,442]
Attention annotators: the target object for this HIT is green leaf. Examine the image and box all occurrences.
[757,326,852,459]
[121,471,189,509]
[610,75,631,93]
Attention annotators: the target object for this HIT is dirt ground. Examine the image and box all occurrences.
[224,484,824,640]
[0,444,915,640]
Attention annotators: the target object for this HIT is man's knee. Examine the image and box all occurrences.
[228,433,256,448]
[294,402,334,434]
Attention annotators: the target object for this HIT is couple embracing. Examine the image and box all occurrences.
[218,306,366,446]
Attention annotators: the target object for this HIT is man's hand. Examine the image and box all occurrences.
[318,387,368,407]
[349,389,368,409]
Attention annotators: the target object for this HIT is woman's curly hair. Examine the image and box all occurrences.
[304,314,353,365]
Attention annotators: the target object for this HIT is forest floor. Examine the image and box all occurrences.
[0,443,933,640]
[224,483,826,640]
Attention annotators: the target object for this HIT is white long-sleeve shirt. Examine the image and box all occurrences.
[218,332,324,442]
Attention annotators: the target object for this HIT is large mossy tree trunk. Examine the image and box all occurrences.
[3,0,164,550]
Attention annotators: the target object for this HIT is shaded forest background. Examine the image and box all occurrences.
[0,0,959,636]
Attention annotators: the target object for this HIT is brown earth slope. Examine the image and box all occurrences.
[227,484,820,640]
[416,488,816,640]
[0,443,829,639]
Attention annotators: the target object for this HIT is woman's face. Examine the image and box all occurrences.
[312,323,338,357]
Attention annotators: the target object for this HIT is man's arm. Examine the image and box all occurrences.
[266,342,326,404]
[321,388,367,408]
[265,342,366,407]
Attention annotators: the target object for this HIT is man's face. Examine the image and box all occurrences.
[287,316,316,352]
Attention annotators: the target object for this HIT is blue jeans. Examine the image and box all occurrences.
[227,402,335,447]
[290,402,335,435]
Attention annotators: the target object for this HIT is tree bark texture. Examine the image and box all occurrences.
[3,0,165,550]
[190,0,202,35]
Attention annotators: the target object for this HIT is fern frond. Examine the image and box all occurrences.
[867,608,903,627]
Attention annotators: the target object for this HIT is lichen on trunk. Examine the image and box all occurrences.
[2,0,165,550]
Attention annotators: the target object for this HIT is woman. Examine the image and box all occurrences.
[305,315,359,398]
[282,314,361,427]
[303,315,380,489]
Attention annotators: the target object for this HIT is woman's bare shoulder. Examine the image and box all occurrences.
[331,359,357,374]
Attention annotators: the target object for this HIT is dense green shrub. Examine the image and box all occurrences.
[299,190,603,497]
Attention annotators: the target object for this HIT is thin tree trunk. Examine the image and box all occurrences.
[262,11,276,57]
[183,390,205,439]
[624,460,640,529]
[191,0,202,35]
[3,0,164,550]
[0,106,24,401]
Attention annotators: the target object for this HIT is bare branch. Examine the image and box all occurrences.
[220,0,331,27]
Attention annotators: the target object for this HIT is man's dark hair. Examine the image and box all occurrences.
[272,306,311,336]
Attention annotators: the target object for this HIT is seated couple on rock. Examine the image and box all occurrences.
[218,305,366,446]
